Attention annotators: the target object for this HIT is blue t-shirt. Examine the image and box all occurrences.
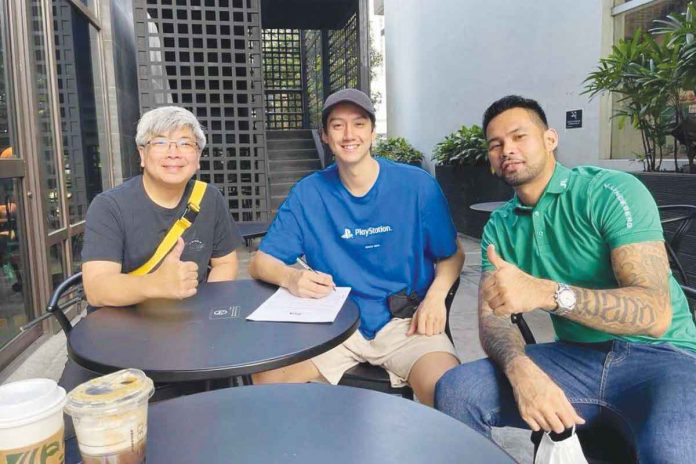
[260,157,458,339]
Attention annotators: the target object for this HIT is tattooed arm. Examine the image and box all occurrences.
[479,271,586,433]
[484,241,672,338]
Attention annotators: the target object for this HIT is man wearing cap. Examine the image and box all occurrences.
[435,95,696,461]
[249,89,464,406]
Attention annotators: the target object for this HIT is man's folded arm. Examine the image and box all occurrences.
[564,241,672,337]
[208,250,239,282]
[249,250,334,299]
[83,261,164,307]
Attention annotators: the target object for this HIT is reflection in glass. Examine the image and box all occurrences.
[611,0,690,160]
[31,0,62,231]
[0,180,30,349]
[49,243,65,292]
[71,233,83,274]
[53,0,103,225]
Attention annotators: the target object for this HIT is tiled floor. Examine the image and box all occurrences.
[0,235,557,463]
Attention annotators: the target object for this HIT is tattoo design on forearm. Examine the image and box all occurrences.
[568,242,670,334]
[479,272,526,370]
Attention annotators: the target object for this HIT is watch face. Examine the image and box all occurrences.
[559,289,576,309]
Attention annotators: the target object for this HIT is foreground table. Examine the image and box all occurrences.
[125,384,514,463]
[68,279,359,382]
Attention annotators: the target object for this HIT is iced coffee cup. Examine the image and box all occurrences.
[0,378,67,464]
[65,369,154,464]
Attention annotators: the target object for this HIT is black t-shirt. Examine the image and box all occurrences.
[81,176,242,283]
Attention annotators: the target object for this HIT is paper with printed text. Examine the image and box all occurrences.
[246,287,351,323]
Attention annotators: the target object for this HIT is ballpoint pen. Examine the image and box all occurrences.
[296,257,336,291]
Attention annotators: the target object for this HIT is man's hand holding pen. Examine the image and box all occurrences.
[285,257,336,298]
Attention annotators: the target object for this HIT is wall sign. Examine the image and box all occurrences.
[566,110,582,129]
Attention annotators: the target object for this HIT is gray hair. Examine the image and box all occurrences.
[135,106,206,151]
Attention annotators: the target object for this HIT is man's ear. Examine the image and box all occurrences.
[321,129,328,144]
[544,128,559,154]
[138,146,145,168]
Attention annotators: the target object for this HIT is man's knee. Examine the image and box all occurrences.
[434,358,503,418]
[252,360,323,384]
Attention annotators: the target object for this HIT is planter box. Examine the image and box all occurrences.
[436,165,513,238]
[634,172,696,284]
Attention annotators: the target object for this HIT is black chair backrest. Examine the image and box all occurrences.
[443,277,460,341]
[46,272,84,334]
[658,204,696,285]
[680,284,696,321]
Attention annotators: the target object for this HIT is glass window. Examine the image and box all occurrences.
[32,0,63,231]
[70,233,83,274]
[610,0,691,160]
[49,242,65,291]
[53,0,104,226]
[0,179,30,349]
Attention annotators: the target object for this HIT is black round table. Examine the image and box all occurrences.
[470,201,506,213]
[144,384,514,463]
[68,279,359,382]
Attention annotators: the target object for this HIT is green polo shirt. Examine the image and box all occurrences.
[481,163,696,351]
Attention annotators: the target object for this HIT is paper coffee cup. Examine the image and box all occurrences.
[65,369,154,464]
[0,378,67,464]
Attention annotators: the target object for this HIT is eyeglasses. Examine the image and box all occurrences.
[146,138,198,154]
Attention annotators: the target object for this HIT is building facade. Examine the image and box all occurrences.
[382,0,691,172]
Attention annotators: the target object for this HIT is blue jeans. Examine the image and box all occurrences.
[435,341,696,463]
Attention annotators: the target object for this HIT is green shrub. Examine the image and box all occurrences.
[373,137,423,164]
[432,124,488,167]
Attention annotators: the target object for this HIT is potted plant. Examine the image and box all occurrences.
[585,4,696,281]
[432,124,512,238]
[584,3,696,174]
[372,137,423,166]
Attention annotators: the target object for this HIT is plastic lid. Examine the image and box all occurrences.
[0,378,66,428]
[65,369,154,417]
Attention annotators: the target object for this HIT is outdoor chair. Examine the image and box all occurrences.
[23,272,208,401]
[512,313,636,464]
[681,283,696,321]
[337,278,460,401]
[658,204,696,285]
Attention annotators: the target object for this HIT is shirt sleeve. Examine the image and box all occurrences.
[81,194,125,264]
[589,171,664,249]
[480,218,497,272]
[211,188,243,258]
[258,187,305,265]
[421,176,458,260]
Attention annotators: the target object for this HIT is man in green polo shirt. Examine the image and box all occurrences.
[435,95,696,462]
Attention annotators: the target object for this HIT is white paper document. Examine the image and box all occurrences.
[246,287,352,323]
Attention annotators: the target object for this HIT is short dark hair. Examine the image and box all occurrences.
[482,95,548,135]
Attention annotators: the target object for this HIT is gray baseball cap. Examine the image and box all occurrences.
[321,88,376,128]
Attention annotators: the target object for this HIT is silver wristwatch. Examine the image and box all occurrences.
[551,283,576,316]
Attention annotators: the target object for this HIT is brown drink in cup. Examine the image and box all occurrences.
[0,378,67,464]
[65,369,154,464]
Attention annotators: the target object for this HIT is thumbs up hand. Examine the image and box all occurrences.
[153,237,199,299]
[483,245,556,316]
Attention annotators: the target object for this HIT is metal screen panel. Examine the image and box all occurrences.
[303,30,323,130]
[328,13,359,93]
[262,29,304,129]
[134,0,269,222]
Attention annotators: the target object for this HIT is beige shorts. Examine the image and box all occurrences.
[311,317,459,387]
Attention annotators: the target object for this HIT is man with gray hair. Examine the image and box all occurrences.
[81,106,242,306]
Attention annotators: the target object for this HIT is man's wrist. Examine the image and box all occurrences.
[503,353,533,379]
[537,279,558,311]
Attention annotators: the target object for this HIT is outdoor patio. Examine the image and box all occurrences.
[0,234,555,463]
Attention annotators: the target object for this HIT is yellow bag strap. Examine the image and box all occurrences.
[129,180,207,276]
